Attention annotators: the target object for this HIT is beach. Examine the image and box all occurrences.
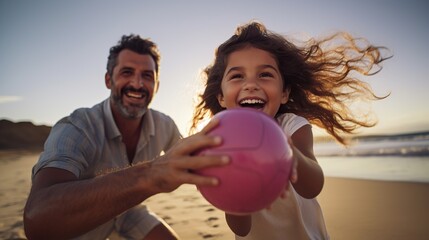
[1,152,428,240]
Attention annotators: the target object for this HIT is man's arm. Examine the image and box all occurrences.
[24,166,148,239]
[24,118,230,240]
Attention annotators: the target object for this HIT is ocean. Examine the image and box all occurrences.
[314,131,429,183]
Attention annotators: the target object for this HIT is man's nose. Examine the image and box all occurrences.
[130,75,144,88]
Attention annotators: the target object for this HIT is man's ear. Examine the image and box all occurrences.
[217,94,226,108]
[155,80,160,93]
[281,86,291,104]
[105,72,111,89]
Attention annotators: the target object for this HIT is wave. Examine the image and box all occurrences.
[314,131,429,157]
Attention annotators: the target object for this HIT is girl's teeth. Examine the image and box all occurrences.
[240,99,264,104]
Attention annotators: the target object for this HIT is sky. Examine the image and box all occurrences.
[1,0,428,137]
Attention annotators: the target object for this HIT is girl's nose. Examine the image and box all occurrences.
[243,78,260,91]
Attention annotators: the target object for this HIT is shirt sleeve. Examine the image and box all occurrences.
[165,117,182,151]
[32,117,93,179]
[278,113,310,138]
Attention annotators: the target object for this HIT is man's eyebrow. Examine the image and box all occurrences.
[119,66,134,71]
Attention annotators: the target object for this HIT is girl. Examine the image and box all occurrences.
[191,21,390,239]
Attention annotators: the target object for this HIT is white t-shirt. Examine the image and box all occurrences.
[236,113,329,240]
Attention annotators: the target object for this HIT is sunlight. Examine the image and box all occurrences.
[0,96,23,104]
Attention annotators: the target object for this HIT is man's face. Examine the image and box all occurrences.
[105,49,158,119]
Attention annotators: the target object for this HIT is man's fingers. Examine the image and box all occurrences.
[167,118,222,157]
[172,154,230,171]
[173,155,230,186]
[181,172,220,186]
[172,134,222,156]
[199,117,220,134]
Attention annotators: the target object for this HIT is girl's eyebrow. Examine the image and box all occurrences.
[225,64,279,75]
[224,66,242,75]
[259,64,279,73]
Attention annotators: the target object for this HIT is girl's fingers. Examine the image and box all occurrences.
[290,165,298,183]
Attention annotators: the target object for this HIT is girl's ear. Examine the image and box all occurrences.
[105,72,111,89]
[217,93,226,108]
[281,86,291,104]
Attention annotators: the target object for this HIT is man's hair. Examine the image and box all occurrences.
[106,34,161,78]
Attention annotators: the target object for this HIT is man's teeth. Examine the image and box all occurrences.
[126,92,143,99]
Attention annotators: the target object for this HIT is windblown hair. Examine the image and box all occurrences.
[191,21,391,145]
[106,34,161,78]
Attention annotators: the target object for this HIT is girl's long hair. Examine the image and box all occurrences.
[191,21,391,144]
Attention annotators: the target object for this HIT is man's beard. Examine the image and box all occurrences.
[111,86,151,119]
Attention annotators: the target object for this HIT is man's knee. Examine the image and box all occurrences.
[143,223,179,240]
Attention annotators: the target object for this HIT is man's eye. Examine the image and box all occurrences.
[121,70,133,76]
[142,73,154,80]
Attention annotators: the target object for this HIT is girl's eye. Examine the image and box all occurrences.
[230,73,243,80]
[260,72,274,78]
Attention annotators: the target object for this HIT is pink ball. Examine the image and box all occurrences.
[196,108,293,214]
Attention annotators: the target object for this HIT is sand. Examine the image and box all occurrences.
[1,151,428,240]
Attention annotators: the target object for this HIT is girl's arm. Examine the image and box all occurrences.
[225,213,251,236]
[290,124,324,199]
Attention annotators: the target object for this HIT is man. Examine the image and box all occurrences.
[23,35,229,240]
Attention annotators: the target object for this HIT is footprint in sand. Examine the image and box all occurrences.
[205,217,219,228]
[163,205,176,210]
[198,232,221,239]
[182,196,200,202]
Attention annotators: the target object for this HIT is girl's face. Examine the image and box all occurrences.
[217,46,290,118]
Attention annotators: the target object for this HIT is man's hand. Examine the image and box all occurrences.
[139,117,230,194]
